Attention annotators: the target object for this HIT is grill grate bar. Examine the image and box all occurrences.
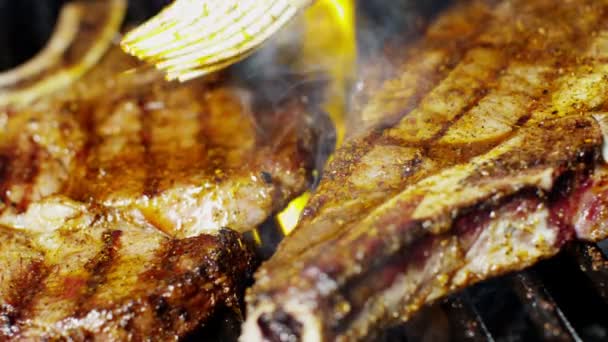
[568,243,608,303]
[442,294,495,342]
[381,242,608,342]
[549,297,584,342]
[532,244,608,342]
[511,272,581,342]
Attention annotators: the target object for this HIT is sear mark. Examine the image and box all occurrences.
[261,171,273,184]
[258,310,302,342]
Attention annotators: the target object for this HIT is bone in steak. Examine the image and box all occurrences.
[243,0,608,340]
[0,41,318,340]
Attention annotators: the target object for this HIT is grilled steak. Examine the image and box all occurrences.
[243,0,608,340]
[0,38,319,340]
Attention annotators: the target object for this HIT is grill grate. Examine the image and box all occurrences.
[9,2,608,341]
[378,241,608,342]
[245,220,608,342]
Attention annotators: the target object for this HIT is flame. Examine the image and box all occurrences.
[277,0,356,236]
[277,192,311,235]
[301,0,356,147]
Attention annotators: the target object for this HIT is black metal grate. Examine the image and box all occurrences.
[10,2,608,342]
[376,241,608,342]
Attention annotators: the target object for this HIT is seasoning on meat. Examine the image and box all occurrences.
[242,0,608,340]
[0,40,319,340]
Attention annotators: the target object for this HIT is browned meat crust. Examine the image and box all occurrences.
[1,227,253,340]
[244,0,608,340]
[0,43,318,339]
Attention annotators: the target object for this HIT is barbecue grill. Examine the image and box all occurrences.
[377,242,608,342]
[3,1,608,341]
[221,210,608,342]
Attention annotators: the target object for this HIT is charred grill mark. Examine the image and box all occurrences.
[0,154,8,182]
[391,0,607,148]
[402,155,424,179]
[429,87,492,143]
[467,117,601,185]
[74,101,97,165]
[75,230,123,313]
[0,21,299,338]
[197,86,210,164]
[341,50,513,216]
[137,231,253,335]
[80,105,98,196]
[346,54,477,162]
[32,230,255,341]
[364,50,463,132]
[514,113,533,128]
[311,1,503,194]
[15,139,40,214]
[335,0,606,246]
[138,97,161,198]
[56,228,122,318]
[402,50,544,147]
[330,179,591,337]
[353,0,498,131]
[0,153,11,209]
[66,100,102,201]
[331,231,435,335]
[0,139,40,213]
[0,304,18,338]
[426,91,537,167]
[7,260,50,337]
[248,1,608,341]
[418,0,608,171]
[385,33,512,138]
[140,238,180,283]
[258,310,303,342]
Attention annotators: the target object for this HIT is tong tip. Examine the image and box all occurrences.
[121,0,312,81]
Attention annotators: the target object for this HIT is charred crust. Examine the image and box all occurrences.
[4,260,49,337]
[261,171,273,184]
[0,153,11,208]
[429,86,494,143]
[217,228,258,283]
[325,175,593,336]
[402,155,423,178]
[82,230,123,299]
[0,6,317,338]
[16,139,40,214]
[467,116,602,183]
[514,113,532,127]
[249,1,608,340]
[140,230,254,335]
[50,230,256,340]
[0,304,18,338]
[258,310,302,342]
[154,296,170,318]
[309,110,337,166]
[137,96,162,198]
